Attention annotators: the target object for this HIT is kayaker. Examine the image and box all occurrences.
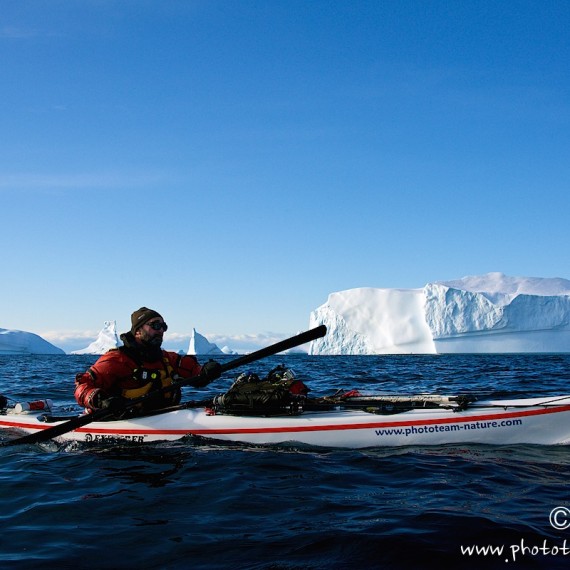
[74,307,222,416]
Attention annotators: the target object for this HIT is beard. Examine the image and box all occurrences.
[139,329,163,348]
[120,331,164,363]
[137,330,164,361]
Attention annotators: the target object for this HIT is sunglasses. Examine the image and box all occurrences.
[146,321,168,331]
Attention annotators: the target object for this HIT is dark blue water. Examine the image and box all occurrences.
[2,354,570,569]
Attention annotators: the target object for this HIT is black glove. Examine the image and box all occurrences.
[200,360,222,383]
[101,396,127,415]
[92,391,127,415]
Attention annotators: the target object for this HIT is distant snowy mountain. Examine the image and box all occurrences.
[71,321,120,355]
[187,328,224,355]
[0,328,65,355]
[309,273,570,354]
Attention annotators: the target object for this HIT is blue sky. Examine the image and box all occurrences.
[1,1,569,352]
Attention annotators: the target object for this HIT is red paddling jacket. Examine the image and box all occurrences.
[75,332,203,413]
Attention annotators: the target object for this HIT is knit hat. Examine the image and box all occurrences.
[130,307,163,334]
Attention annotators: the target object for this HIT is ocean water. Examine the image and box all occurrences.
[1,353,570,569]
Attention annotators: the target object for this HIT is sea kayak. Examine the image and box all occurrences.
[2,394,570,448]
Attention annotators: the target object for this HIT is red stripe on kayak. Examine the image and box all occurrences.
[0,418,53,430]
[186,404,570,435]
[2,404,570,436]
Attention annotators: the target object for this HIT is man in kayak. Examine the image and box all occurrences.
[74,307,222,416]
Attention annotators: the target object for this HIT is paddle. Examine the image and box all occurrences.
[2,324,327,447]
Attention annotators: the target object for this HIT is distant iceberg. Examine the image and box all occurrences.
[71,321,120,355]
[309,273,570,354]
[0,328,65,355]
[187,328,224,355]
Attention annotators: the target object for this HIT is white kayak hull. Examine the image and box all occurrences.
[2,395,570,448]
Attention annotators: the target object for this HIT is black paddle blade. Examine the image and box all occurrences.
[1,324,327,447]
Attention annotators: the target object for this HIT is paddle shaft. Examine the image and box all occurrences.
[2,325,327,447]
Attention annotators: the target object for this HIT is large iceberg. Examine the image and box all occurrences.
[309,273,570,354]
[71,321,120,355]
[0,328,65,355]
